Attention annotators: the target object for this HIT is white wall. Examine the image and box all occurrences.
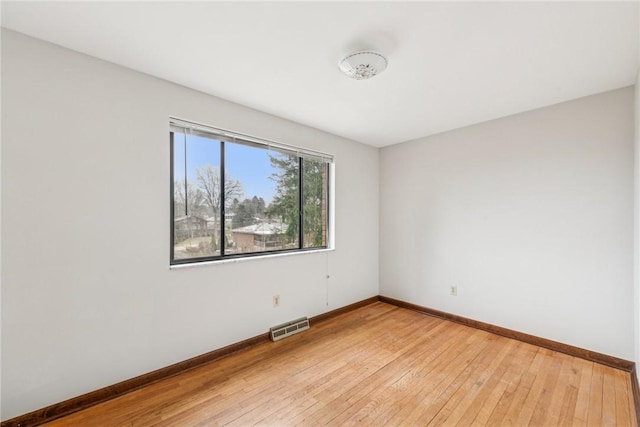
[0,29,379,420]
[380,87,635,359]
[635,0,640,384]
[0,8,4,420]
[635,70,640,376]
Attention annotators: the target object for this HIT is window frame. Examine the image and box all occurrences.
[170,118,332,266]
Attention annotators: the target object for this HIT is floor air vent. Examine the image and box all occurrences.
[270,317,310,341]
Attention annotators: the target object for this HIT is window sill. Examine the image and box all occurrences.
[169,247,334,270]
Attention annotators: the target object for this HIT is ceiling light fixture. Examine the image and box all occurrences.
[339,51,388,80]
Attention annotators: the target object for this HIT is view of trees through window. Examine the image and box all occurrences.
[171,127,329,263]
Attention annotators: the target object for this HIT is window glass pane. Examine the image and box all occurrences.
[172,132,221,260]
[225,142,299,254]
[173,132,186,219]
[302,159,328,248]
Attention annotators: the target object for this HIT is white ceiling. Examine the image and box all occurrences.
[2,1,638,147]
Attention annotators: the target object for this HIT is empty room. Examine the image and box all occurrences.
[2,1,640,426]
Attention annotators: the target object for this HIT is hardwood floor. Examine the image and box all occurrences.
[43,302,637,426]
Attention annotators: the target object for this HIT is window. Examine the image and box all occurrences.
[170,119,331,265]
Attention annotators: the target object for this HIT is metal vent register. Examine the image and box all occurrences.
[270,317,310,341]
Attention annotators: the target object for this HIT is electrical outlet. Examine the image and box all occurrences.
[450,286,458,296]
[273,295,280,307]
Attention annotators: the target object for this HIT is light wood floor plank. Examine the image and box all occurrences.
[556,357,583,426]
[588,362,605,426]
[478,342,539,426]
[372,323,482,425]
[425,337,516,426]
[492,348,546,426]
[529,351,565,426]
[602,366,618,426]
[42,302,637,427]
[460,341,535,426]
[613,369,634,427]
[572,358,594,426]
[398,330,492,425]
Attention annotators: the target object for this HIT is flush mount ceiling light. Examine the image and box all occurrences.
[339,51,388,80]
